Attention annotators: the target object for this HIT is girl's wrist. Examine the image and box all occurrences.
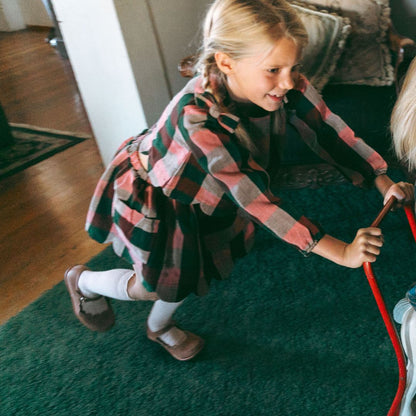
[311,234,348,266]
[374,174,394,197]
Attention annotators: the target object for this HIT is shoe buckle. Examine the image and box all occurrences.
[79,296,96,314]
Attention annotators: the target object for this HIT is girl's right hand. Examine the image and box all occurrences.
[342,227,384,268]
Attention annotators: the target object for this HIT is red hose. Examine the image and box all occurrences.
[363,198,416,416]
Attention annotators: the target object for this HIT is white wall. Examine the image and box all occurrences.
[113,0,209,125]
[0,0,52,31]
[0,0,25,31]
[145,0,209,95]
[52,0,149,165]
[20,0,52,27]
[112,0,171,128]
[0,3,9,30]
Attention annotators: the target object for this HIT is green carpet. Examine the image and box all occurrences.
[0,124,89,179]
[2,175,416,416]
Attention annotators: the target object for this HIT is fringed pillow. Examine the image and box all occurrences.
[290,1,351,91]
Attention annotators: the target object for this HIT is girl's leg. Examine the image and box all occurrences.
[146,299,204,361]
[130,264,159,301]
[65,265,204,360]
[78,268,135,300]
[147,299,185,344]
[64,264,157,332]
[78,266,158,301]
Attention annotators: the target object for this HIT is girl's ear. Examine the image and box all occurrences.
[215,52,235,75]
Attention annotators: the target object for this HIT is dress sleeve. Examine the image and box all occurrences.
[178,102,324,255]
[286,75,388,187]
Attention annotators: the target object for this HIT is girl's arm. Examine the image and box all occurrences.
[289,76,414,206]
[374,174,414,206]
[287,75,388,187]
[311,228,384,268]
[312,175,414,268]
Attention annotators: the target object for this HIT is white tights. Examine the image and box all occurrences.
[77,267,185,346]
[78,268,135,300]
[148,299,185,346]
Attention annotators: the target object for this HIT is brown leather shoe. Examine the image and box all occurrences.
[64,265,115,332]
[146,321,204,361]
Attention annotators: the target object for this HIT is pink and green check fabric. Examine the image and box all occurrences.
[86,75,387,302]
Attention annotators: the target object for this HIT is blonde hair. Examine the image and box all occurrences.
[195,0,308,152]
[391,57,416,171]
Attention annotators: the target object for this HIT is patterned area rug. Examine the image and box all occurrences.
[0,123,90,179]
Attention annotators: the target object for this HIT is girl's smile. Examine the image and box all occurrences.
[267,93,285,102]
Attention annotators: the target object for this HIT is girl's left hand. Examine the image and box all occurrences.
[383,181,414,207]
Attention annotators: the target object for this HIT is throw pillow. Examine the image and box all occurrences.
[290,1,351,91]
[298,0,395,86]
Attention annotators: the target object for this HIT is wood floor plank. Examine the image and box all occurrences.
[0,28,106,324]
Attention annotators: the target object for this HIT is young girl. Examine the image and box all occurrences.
[65,0,413,361]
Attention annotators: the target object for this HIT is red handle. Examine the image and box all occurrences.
[370,196,397,227]
[363,196,416,416]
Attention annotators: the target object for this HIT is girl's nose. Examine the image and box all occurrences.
[278,72,295,90]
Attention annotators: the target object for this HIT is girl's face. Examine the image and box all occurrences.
[217,37,301,112]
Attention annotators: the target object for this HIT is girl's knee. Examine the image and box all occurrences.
[127,274,158,301]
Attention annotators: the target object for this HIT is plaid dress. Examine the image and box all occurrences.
[86,75,387,302]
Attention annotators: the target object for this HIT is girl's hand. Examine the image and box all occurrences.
[383,181,414,207]
[342,227,384,268]
[311,229,384,268]
[375,175,414,207]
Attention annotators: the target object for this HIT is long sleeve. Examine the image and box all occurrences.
[286,75,388,187]
[165,97,323,254]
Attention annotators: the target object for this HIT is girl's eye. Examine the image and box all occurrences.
[267,65,302,74]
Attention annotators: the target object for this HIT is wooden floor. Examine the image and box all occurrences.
[0,28,105,324]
